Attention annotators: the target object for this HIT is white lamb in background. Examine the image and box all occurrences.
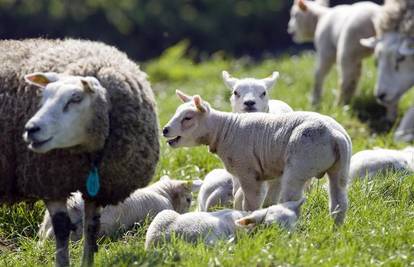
[38,176,201,242]
[145,199,304,249]
[350,147,414,180]
[163,91,351,224]
[197,169,234,211]
[288,0,380,106]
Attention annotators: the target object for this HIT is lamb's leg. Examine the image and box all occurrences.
[81,201,101,267]
[261,179,281,208]
[233,188,243,210]
[327,169,349,225]
[46,200,73,267]
[239,177,263,211]
[278,169,308,204]
[337,53,362,105]
[312,49,335,106]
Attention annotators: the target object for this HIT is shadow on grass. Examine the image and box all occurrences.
[350,95,394,133]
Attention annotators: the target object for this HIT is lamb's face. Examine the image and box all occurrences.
[222,71,279,113]
[23,73,104,153]
[361,33,414,110]
[288,1,317,43]
[172,182,193,214]
[163,91,210,148]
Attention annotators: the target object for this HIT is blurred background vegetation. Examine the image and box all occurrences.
[0,0,382,60]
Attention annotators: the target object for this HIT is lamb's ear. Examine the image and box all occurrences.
[81,77,101,94]
[298,0,308,12]
[176,89,192,103]
[160,175,171,181]
[235,216,257,228]
[262,71,280,90]
[282,198,306,214]
[360,37,378,49]
[190,179,203,192]
[222,70,238,90]
[24,72,60,88]
[193,95,207,113]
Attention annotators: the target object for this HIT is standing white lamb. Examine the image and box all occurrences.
[360,0,414,123]
[38,176,201,242]
[163,91,351,224]
[350,147,414,180]
[288,0,380,106]
[145,199,304,248]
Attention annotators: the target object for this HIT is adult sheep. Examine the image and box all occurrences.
[288,0,380,106]
[163,91,351,225]
[0,39,159,266]
[360,0,414,122]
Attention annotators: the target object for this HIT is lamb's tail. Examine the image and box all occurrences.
[330,130,352,188]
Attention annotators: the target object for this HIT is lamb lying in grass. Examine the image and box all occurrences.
[38,176,201,241]
[163,91,351,224]
[288,0,380,106]
[198,169,234,211]
[350,147,414,180]
[145,199,304,248]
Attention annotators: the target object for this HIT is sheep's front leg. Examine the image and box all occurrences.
[81,201,101,267]
[46,200,74,267]
[312,48,335,106]
[238,177,263,211]
[337,55,362,105]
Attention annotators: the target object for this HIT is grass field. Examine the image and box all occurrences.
[1,42,414,266]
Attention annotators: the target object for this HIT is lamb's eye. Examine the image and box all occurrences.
[261,91,267,97]
[183,117,192,121]
[234,91,240,97]
[186,197,191,203]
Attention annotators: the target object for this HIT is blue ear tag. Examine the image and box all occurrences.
[87,167,100,197]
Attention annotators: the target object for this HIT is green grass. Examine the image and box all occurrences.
[1,42,414,266]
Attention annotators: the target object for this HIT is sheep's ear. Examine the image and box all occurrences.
[25,72,60,88]
[160,175,171,181]
[176,89,192,103]
[222,70,238,90]
[80,77,101,94]
[193,95,207,113]
[298,0,308,12]
[360,37,378,49]
[262,71,280,90]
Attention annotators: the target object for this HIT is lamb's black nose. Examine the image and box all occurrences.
[244,100,256,107]
[162,127,170,136]
[377,93,387,102]
[25,123,41,137]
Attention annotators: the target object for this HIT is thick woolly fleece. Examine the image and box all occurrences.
[377,0,414,37]
[0,39,159,205]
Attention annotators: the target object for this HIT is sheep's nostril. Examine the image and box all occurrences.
[162,127,169,136]
[244,100,256,107]
[377,93,387,102]
[25,124,41,137]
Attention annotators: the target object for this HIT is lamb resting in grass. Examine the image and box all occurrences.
[0,39,159,267]
[38,176,199,241]
[350,147,414,180]
[197,169,234,211]
[163,91,351,224]
[145,199,304,248]
[288,0,380,106]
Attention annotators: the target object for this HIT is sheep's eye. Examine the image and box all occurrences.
[233,91,240,97]
[395,54,406,71]
[186,197,191,203]
[261,91,267,97]
[183,116,192,121]
[63,94,83,111]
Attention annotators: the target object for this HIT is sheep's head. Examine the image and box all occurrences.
[288,0,326,43]
[23,72,109,153]
[235,198,305,230]
[163,90,211,148]
[222,71,279,113]
[361,33,414,120]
